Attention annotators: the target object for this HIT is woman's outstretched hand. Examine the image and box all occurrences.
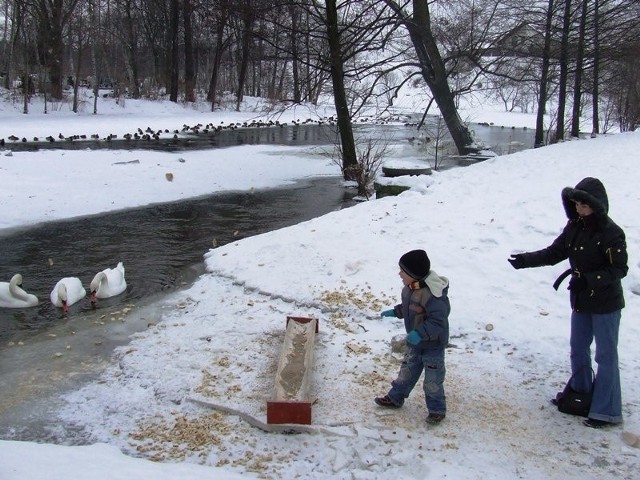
[508,254,526,269]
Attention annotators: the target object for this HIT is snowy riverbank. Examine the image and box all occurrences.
[1,93,639,479]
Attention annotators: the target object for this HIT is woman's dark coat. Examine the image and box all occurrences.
[519,177,628,313]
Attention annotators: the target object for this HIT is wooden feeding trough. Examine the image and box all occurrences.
[267,316,319,425]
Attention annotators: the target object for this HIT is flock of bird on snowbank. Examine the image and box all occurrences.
[0,262,127,312]
[0,115,412,146]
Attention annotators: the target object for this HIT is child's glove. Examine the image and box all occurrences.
[381,309,396,318]
[406,330,421,345]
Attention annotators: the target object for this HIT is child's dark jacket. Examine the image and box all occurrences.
[393,271,450,349]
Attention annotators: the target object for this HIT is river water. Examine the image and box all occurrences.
[0,177,355,343]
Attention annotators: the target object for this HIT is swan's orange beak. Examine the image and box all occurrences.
[62,301,69,313]
[90,291,97,305]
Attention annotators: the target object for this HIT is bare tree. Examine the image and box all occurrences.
[235,0,254,110]
[2,0,17,90]
[183,0,195,102]
[288,2,301,103]
[268,0,399,179]
[169,0,178,101]
[119,0,141,98]
[553,0,572,143]
[325,0,358,179]
[535,0,556,148]
[569,0,587,138]
[384,0,475,155]
[591,0,600,136]
[31,0,82,99]
[69,5,87,112]
[206,1,232,107]
[87,0,103,113]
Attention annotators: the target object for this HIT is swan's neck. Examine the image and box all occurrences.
[58,284,68,301]
[10,280,32,302]
[90,272,107,292]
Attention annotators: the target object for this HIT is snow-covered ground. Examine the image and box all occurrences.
[1,90,639,479]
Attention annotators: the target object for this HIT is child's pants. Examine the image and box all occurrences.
[387,346,446,414]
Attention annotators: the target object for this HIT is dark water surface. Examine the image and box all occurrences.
[0,177,354,343]
[0,176,355,442]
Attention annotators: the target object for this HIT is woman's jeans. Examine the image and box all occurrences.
[387,346,446,415]
[570,310,622,423]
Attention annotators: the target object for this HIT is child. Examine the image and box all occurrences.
[375,249,451,424]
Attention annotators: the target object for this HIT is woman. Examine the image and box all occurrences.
[508,177,628,428]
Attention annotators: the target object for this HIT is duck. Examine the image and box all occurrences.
[50,277,86,312]
[89,262,126,306]
[0,274,39,308]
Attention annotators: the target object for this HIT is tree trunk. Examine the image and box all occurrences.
[255,32,263,97]
[22,59,30,114]
[570,0,588,138]
[385,0,474,155]
[269,54,278,98]
[207,19,227,108]
[236,4,254,111]
[45,0,65,99]
[554,0,572,143]
[591,0,600,136]
[3,0,18,91]
[289,3,301,103]
[72,27,83,113]
[34,0,82,100]
[183,0,195,102]
[169,0,179,102]
[535,0,555,148]
[123,0,140,98]
[304,9,314,103]
[325,0,358,180]
[277,60,287,100]
[89,0,101,114]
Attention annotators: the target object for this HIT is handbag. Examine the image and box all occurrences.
[553,367,595,417]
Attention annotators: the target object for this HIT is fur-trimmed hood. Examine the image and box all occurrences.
[561,177,609,221]
[424,270,449,298]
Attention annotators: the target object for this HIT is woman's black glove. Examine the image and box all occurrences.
[508,254,526,269]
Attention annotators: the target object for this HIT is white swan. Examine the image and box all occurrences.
[50,277,86,312]
[89,262,126,305]
[0,274,39,308]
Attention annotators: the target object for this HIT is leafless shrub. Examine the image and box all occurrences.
[334,135,390,200]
